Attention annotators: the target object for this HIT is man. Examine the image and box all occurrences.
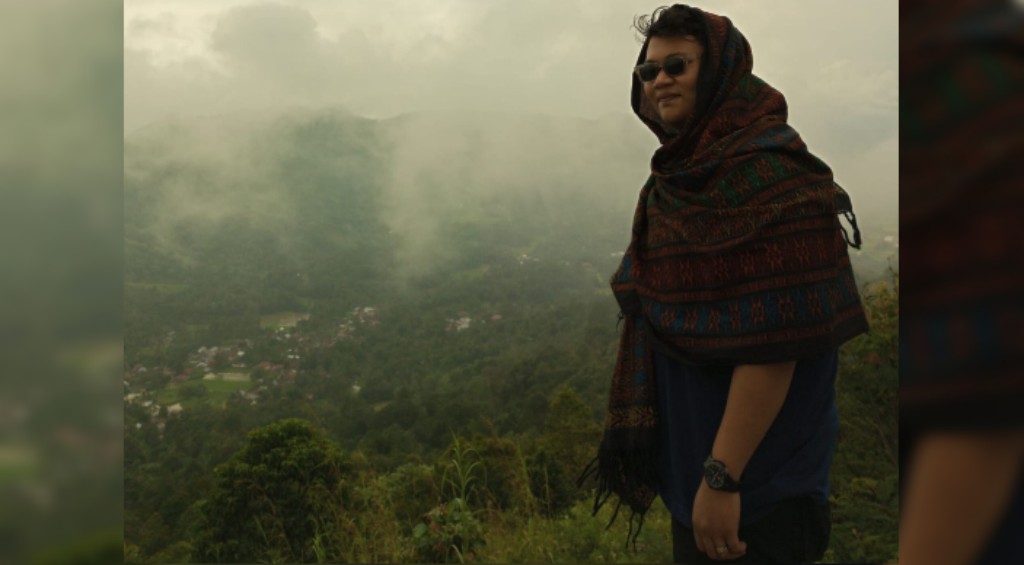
[580,5,868,563]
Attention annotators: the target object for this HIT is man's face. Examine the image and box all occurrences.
[641,35,703,128]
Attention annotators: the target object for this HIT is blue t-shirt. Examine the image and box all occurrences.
[978,477,1024,565]
[654,348,839,528]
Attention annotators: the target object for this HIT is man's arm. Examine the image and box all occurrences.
[897,431,1024,565]
[692,361,796,560]
[714,361,797,477]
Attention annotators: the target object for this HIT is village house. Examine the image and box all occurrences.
[446,317,473,332]
[353,306,379,326]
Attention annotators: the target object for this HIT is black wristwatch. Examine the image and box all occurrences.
[703,455,742,492]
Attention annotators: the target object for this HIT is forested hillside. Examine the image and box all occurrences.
[124,109,898,563]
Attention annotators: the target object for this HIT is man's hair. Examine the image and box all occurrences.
[633,4,706,45]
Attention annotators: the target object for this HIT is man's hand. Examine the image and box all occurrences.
[692,480,747,561]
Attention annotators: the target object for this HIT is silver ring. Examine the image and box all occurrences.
[716,546,728,554]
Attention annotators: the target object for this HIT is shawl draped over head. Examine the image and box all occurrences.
[578,6,869,545]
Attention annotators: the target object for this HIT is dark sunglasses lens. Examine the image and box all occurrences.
[637,63,660,82]
[664,56,687,77]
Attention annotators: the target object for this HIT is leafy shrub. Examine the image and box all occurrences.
[413,498,486,563]
[413,435,487,563]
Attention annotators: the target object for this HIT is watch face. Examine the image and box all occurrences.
[705,462,726,488]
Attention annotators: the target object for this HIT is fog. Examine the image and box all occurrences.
[125,0,899,261]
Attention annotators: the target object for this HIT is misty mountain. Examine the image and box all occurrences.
[124,106,896,368]
[125,106,892,288]
[124,108,655,376]
[124,107,658,304]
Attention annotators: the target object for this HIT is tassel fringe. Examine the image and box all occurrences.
[577,445,659,551]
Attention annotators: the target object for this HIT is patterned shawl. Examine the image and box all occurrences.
[900,2,1024,431]
[579,7,869,544]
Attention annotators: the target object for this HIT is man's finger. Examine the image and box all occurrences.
[726,532,747,555]
[701,534,722,559]
[709,538,738,560]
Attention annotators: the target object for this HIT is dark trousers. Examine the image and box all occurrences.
[671,496,831,564]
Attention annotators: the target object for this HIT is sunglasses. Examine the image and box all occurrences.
[634,54,696,82]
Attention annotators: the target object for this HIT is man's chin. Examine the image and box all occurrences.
[659,113,685,128]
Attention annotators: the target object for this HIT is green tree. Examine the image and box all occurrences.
[527,448,578,517]
[471,435,536,515]
[191,418,351,563]
[542,384,602,480]
[524,384,602,517]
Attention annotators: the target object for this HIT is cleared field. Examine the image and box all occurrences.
[157,375,252,408]
[125,281,189,294]
[259,312,310,329]
[204,372,249,382]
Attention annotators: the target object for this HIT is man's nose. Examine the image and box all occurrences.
[653,68,675,87]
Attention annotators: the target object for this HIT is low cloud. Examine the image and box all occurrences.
[125,0,899,263]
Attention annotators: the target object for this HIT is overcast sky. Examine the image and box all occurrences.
[125,0,898,225]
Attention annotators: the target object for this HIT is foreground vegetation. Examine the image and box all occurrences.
[124,275,896,564]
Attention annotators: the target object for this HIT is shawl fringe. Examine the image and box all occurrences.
[577,443,659,550]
